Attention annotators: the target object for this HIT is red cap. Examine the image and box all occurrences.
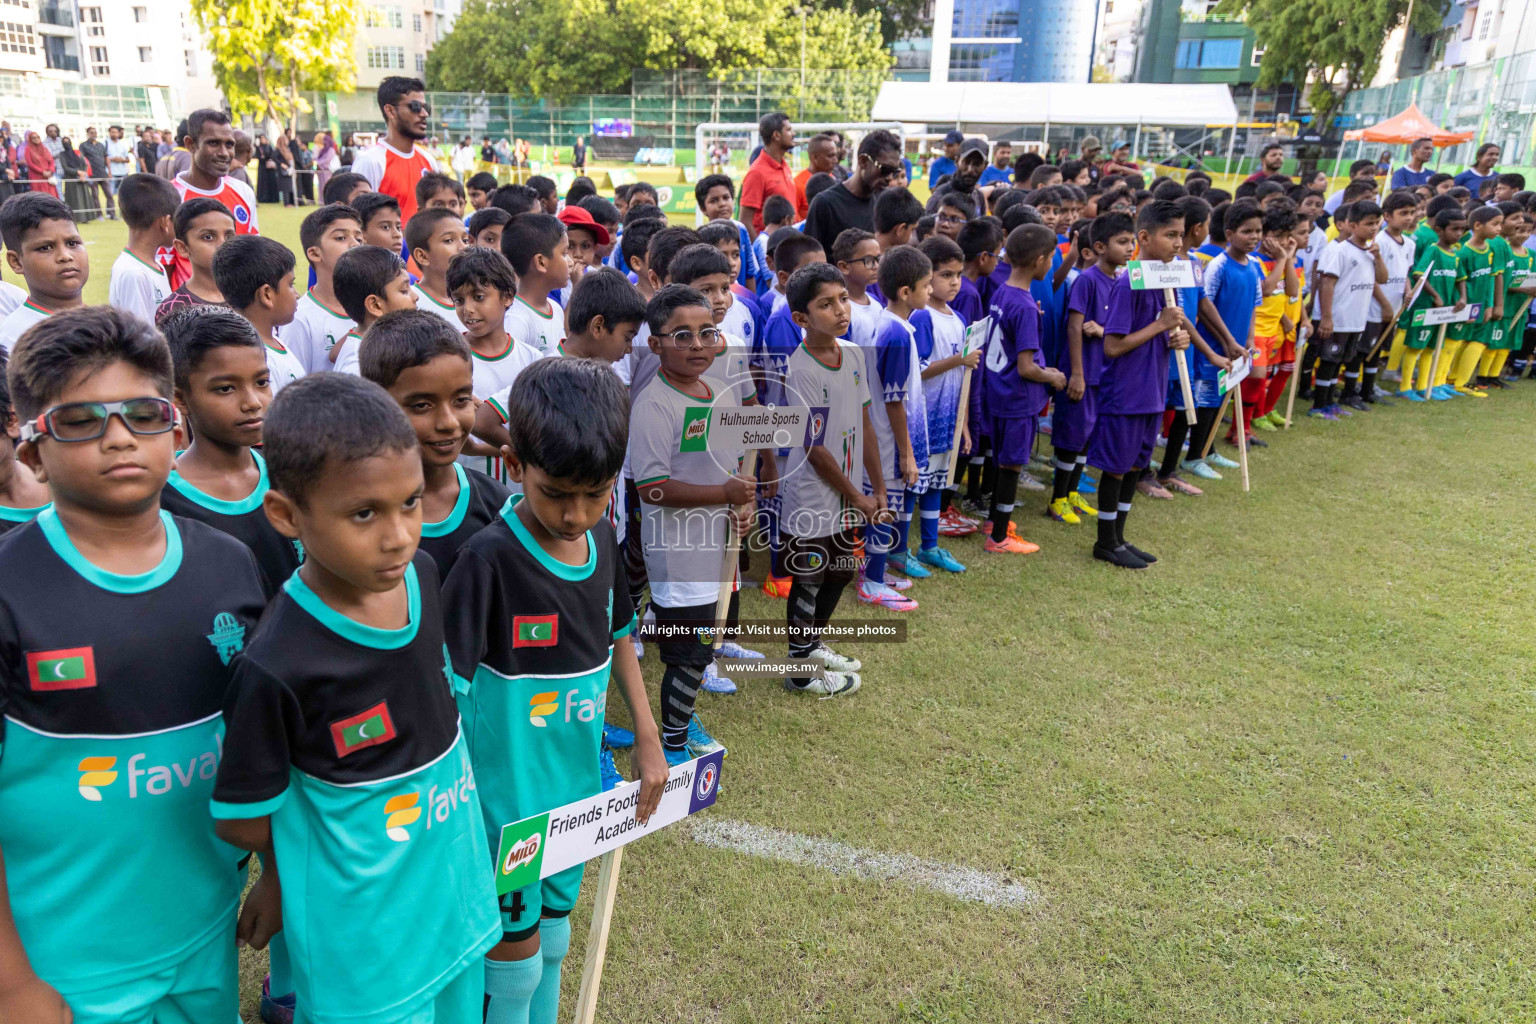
[558,205,611,246]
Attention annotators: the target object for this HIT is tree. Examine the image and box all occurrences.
[191,0,360,135]
[427,0,889,100]
[1215,0,1449,135]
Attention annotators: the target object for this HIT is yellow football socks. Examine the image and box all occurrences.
[1386,328,1406,372]
[1452,341,1487,387]
[1435,339,1464,387]
[1477,347,1509,377]
[1399,348,1430,392]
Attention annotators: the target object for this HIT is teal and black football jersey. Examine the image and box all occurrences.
[0,510,265,994]
[211,553,499,1023]
[161,450,301,593]
[443,500,635,849]
[418,463,510,580]
[0,499,49,537]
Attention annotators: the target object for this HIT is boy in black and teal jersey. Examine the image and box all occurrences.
[442,357,667,1024]
[0,347,49,534]
[361,307,510,579]
[159,304,301,592]
[1399,208,1467,399]
[212,373,500,1024]
[0,307,268,1024]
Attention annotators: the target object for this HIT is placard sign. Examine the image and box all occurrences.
[1217,354,1251,395]
[963,315,992,355]
[494,751,724,895]
[680,406,826,453]
[1127,260,1197,290]
[1412,303,1482,327]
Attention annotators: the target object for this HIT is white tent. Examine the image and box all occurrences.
[871,81,1238,130]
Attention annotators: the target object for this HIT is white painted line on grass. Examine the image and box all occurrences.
[689,818,1039,909]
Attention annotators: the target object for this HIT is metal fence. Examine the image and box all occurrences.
[1342,51,1536,171]
[296,68,889,158]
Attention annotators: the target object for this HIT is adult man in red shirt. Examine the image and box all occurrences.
[793,132,839,220]
[739,111,796,236]
[162,108,258,289]
[353,76,438,226]
[1244,144,1286,183]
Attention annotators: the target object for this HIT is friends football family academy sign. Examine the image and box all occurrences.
[494,750,724,894]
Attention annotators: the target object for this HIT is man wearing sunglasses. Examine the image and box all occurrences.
[804,128,905,254]
[353,76,440,227]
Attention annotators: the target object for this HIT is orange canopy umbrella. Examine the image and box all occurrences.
[1343,103,1473,145]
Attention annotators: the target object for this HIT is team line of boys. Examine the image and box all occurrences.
[0,105,1525,1024]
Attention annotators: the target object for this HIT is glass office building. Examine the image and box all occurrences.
[930,0,1096,83]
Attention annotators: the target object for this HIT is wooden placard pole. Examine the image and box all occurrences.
[1231,378,1250,492]
[1165,287,1197,425]
[572,847,624,1024]
[944,316,989,489]
[944,366,974,490]
[1284,334,1307,428]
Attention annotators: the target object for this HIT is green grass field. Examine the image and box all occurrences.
[72,206,1536,1023]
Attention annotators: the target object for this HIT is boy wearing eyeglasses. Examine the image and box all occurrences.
[833,228,884,348]
[0,307,269,1024]
[630,285,755,762]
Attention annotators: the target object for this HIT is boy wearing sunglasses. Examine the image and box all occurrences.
[630,286,753,760]
[0,307,270,1024]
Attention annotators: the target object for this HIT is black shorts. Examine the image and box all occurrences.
[784,529,859,587]
[652,592,740,669]
[1317,330,1356,364]
[1354,322,1385,362]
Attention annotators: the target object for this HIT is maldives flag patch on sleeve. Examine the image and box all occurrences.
[513,614,559,648]
[26,647,96,691]
[330,701,397,758]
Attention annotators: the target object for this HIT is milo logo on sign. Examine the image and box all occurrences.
[1128,265,1145,289]
[495,812,550,894]
[680,407,711,453]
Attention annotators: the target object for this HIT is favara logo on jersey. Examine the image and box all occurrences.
[383,792,422,842]
[528,686,608,727]
[77,756,117,801]
[75,743,221,801]
[383,752,477,842]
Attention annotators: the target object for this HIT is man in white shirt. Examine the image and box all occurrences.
[450,137,476,182]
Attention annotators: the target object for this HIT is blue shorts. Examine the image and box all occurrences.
[988,414,1036,468]
[501,864,581,941]
[1087,412,1159,476]
[58,919,237,1024]
[1193,377,1224,409]
[1051,384,1098,452]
